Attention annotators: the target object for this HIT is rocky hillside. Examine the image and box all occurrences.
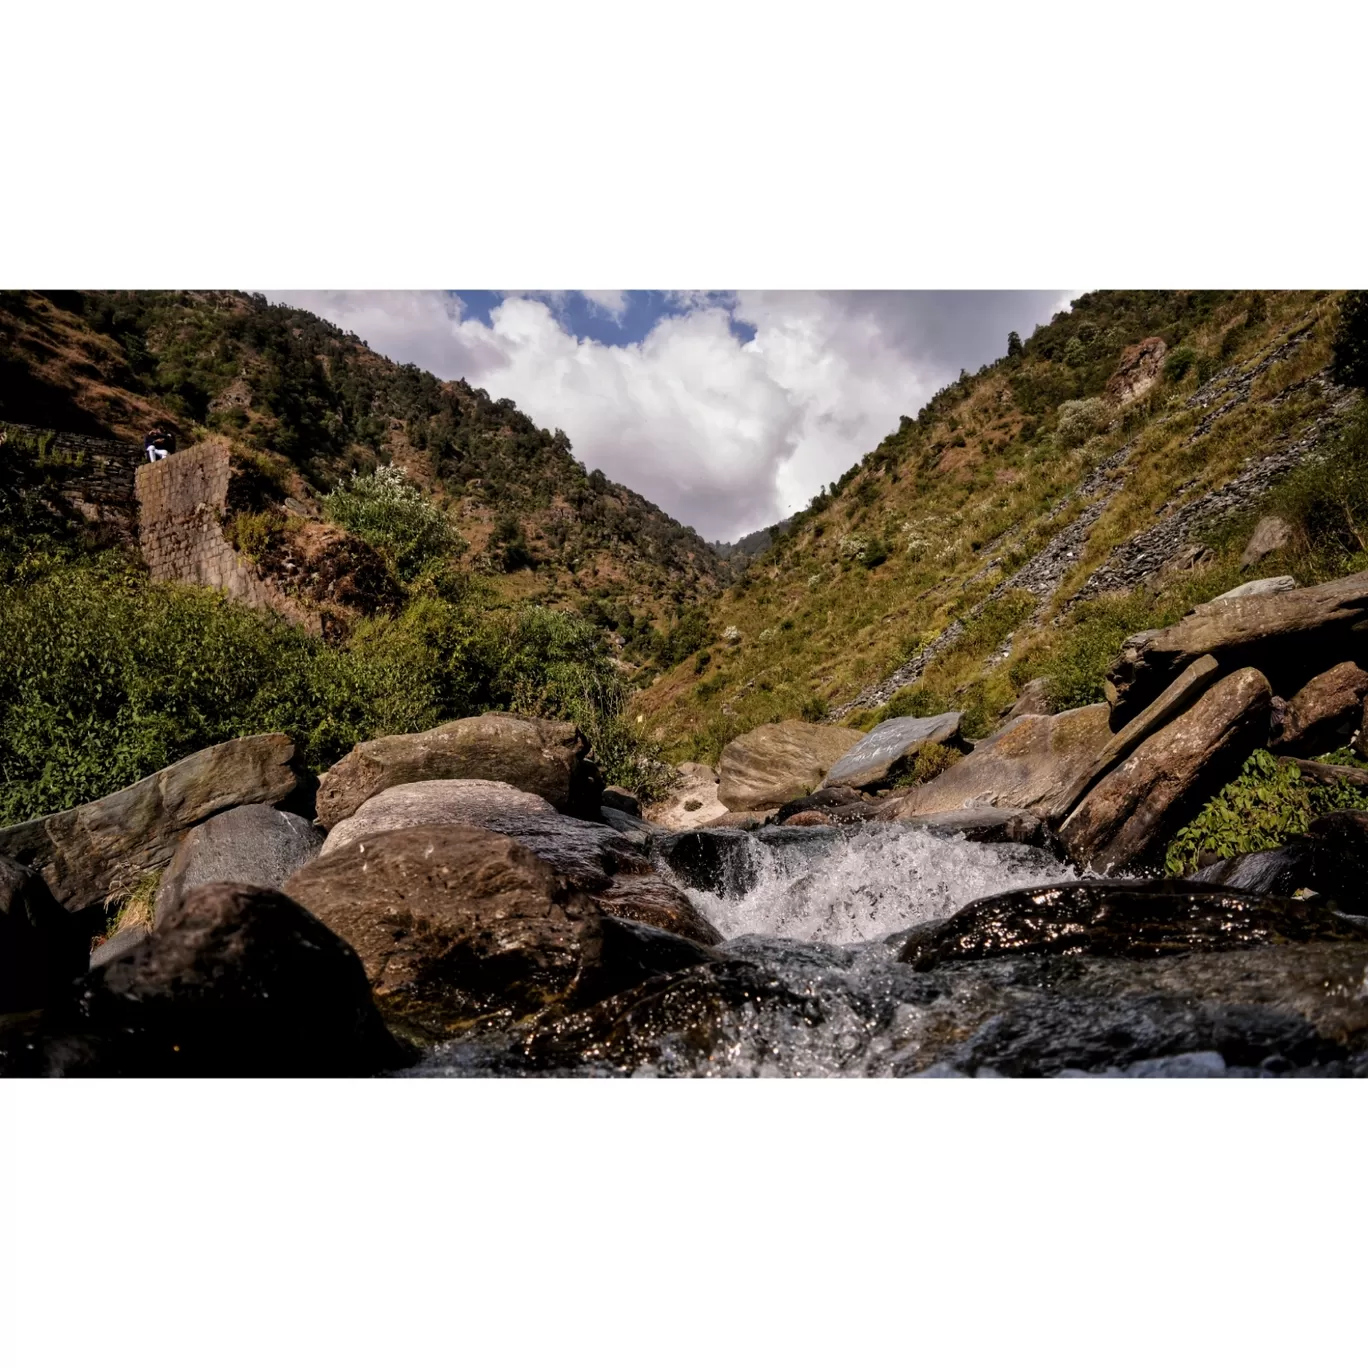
[0,290,727,648]
[639,290,1360,759]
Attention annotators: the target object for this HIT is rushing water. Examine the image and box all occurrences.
[408,825,1089,1078]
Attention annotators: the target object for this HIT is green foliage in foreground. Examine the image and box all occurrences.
[0,555,670,825]
[1165,749,1366,875]
[321,464,465,582]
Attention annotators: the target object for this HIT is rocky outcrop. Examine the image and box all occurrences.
[1241,516,1293,568]
[820,712,962,791]
[1005,678,1053,721]
[313,780,720,946]
[897,878,1368,971]
[1212,576,1297,601]
[718,720,866,812]
[1270,662,1368,757]
[315,713,601,828]
[1,883,408,1077]
[0,854,87,1013]
[1061,668,1272,872]
[879,704,1113,824]
[643,762,727,830]
[153,804,322,923]
[0,734,299,912]
[1105,336,1166,405]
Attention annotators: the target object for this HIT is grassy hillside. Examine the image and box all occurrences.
[639,290,1361,761]
[0,290,727,658]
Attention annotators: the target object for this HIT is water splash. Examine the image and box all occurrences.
[679,825,1076,945]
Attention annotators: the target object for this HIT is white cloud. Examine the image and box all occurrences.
[268,289,1071,541]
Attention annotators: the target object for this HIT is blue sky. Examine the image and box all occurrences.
[271,290,1074,541]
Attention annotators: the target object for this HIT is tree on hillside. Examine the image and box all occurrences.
[1007,330,1023,358]
[1332,291,1368,391]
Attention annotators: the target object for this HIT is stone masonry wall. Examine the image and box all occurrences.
[136,440,322,634]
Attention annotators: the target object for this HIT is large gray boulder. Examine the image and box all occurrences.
[1105,570,1368,723]
[717,720,866,812]
[819,712,962,791]
[154,804,323,923]
[315,713,601,828]
[0,734,299,912]
[0,854,88,1012]
[315,780,721,946]
[880,704,1113,824]
[1060,668,1272,873]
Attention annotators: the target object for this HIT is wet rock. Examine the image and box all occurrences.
[601,787,641,817]
[1105,569,1368,723]
[0,733,299,913]
[1190,844,1316,899]
[820,712,962,791]
[654,828,759,898]
[879,704,1113,824]
[1060,668,1271,872]
[643,762,727,830]
[897,877,1368,971]
[704,810,774,830]
[88,923,150,971]
[1240,516,1293,568]
[597,805,660,846]
[783,811,834,827]
[568,916,720,1010]
[1270,661,1368,756]
[890,806,1056,850]
[1304,810,1368,916]
[718,720,866,812]
[1005,678,1054,721]
[0,854,88,1013]
[154,804,322,923]
[315,713,602,828]
[774,786,871,823]
[314,783,721,946]
[2,883,408,1077]
[1212,576,1298,602]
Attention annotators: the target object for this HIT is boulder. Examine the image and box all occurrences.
[653,828,758,899]
[315,780,720,946]
[88,923,150,971]
[1060,668,1272,872]
[1240,516,1294,568]
[718,720,868,812]
[774,787,873,823]
[1303,810,1368,917]
[1214,575,1297,602]
[1190,845,1316,900]
[643,762,727,830]
[1006,678,1054,721]
[154,804,323,923]
[888,806,1056,850]
[819,712,963,791]
[0,854,88,1013]
[1270,661,1368,756]
[314,713,602,828]
[703,811,774,830]
[1105,570,1368,723]
[0,734,298,913]
[601,787,641,817]
[2,883,409,1077]
[878,704,1113,824]
[782,811,835,827]
[1051,654,1221,816]
[897,878,1368,971]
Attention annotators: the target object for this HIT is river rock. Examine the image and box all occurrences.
[897,878,1368,971]
[890,807,1056,850]
[1270,661,1368,756]
[878,704,1113,824]
[1240,516,1293,568]
[1105,569,1368,723]
[1060,667,1272,872]
[314,780,720,945]
[819,713,962,791]
[314,713,602,828]
[601,787,641,817]
[0,854,88,1013]
[718,720,866,812]
[154,804,323,923]
[1190,844,1317,899]
[774,787,873,822]
[0,734,299,913]
[643,762,727,830]
[1,883,408,1077]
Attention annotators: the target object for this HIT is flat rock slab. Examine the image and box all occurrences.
[1213,575,1297,601]
[154,804,323,923]
[0,734,298,913]
[1106,569,1368,722]
[897,878,1368,971]
[315,713,600,828]
[718,721,872,812]
[879,704,1113,824]
[644,762,727,831]
[820,712,962,790]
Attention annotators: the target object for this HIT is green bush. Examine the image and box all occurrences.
[1055,397,1111,449]
[1165,749,1365,874]
[322,464,463,581]
[1163,346,1197,384]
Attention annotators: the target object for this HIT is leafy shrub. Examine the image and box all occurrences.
[225,509,287,562]
[322,464,463,581]
[1165,749,1365,874]
[1163,346,1197,384]
[798,694,829,722]
[1055,397,1110,449]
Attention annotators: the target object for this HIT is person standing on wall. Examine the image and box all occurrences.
[144,427,174,462]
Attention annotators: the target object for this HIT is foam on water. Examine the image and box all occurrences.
[681,825,1076,945]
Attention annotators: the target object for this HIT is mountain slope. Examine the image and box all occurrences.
[0,289,726,650]
[638,290,1357,759]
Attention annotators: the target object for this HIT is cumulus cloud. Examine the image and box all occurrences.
[268,289,1073,541]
